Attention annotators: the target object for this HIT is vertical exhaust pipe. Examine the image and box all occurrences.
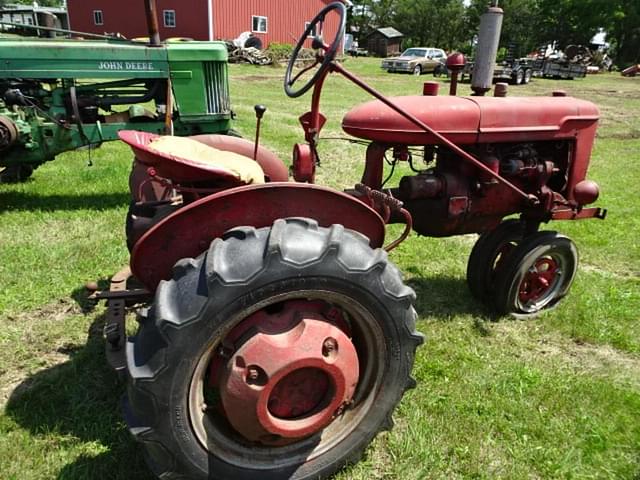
[472,1,503,96]
[144,0,161,46]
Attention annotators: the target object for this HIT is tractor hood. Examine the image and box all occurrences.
[342,95,599,144]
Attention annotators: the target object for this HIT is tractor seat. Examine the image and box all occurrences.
[118,130,265,185]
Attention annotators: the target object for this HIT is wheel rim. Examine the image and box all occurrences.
[188,289,385,469]
[515,253,567,312]
[413,66,421,75]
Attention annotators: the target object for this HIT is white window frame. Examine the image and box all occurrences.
[252,15,267,33]
[93,10,103,26]
[163,10,176,28]
[305,21,319,38]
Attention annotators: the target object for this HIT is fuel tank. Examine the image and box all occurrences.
[342,95,599,145]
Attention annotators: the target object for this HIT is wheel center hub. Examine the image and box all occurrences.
[219,314,359,444]
[519,258,559,302]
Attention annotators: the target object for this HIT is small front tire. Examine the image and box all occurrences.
[413,65,422,76]
[493,231,578,317]
[467,219,526,301]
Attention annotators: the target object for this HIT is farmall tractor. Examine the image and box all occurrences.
[99,3,605,479]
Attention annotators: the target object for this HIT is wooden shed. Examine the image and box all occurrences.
[366,27,404,57]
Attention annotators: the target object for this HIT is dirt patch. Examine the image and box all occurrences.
[0,299,85,407]
[581,263,639,279]
[0,351,69,407]
[230,74,279,82]
[596,131,640,140]
[3,298,82,323]
[534,338,640,388]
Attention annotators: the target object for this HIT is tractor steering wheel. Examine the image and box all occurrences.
[284,2,346,98]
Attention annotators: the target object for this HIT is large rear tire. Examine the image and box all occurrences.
[125,218,423,479]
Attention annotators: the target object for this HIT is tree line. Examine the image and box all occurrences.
[349,0,639,67]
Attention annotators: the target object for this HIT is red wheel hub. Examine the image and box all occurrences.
[519,257,559,302]
[217,303,359,444]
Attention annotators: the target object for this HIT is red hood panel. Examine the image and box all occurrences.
[342,96,480,144]
[342,95,599,145]
[471,96,599,132]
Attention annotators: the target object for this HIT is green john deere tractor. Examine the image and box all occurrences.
[0,34,232,182]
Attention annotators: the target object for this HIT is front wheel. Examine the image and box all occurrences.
[412,65,422,76]
[125,218,423,479]
[513,69,524,85]
[493,231,578,317]
[466,219,526,301]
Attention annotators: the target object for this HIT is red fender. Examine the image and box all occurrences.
[131,183,386,290]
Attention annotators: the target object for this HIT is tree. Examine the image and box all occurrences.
[348,0,401,38]
[393,0,467,51]
[605,1,640,66]
[349,0,639,66]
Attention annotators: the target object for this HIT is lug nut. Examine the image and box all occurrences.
[322,337,338,357]
[247,367,260,381]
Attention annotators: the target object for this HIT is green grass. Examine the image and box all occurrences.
[1,57,639,479]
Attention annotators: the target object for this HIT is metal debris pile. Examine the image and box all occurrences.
[226,44,272,65]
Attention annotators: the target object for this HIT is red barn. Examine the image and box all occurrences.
[67,0,347,49]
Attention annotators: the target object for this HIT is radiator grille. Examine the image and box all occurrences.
[203,61,230,115]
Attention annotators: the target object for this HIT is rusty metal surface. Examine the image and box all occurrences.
[91,288,151,301]
[131,183,386,290]
[551,207,607,221]
[143,0,161,46]
[123,131,289,187]
[119,130,245,184]
[103,267,132,374]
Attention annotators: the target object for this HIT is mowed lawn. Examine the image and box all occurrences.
[0,57,639,479]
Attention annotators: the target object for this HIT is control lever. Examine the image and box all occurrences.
[253,104,267,161]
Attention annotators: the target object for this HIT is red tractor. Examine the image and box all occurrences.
[101,3,605,478]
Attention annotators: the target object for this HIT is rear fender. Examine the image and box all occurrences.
[131,183,386,290]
